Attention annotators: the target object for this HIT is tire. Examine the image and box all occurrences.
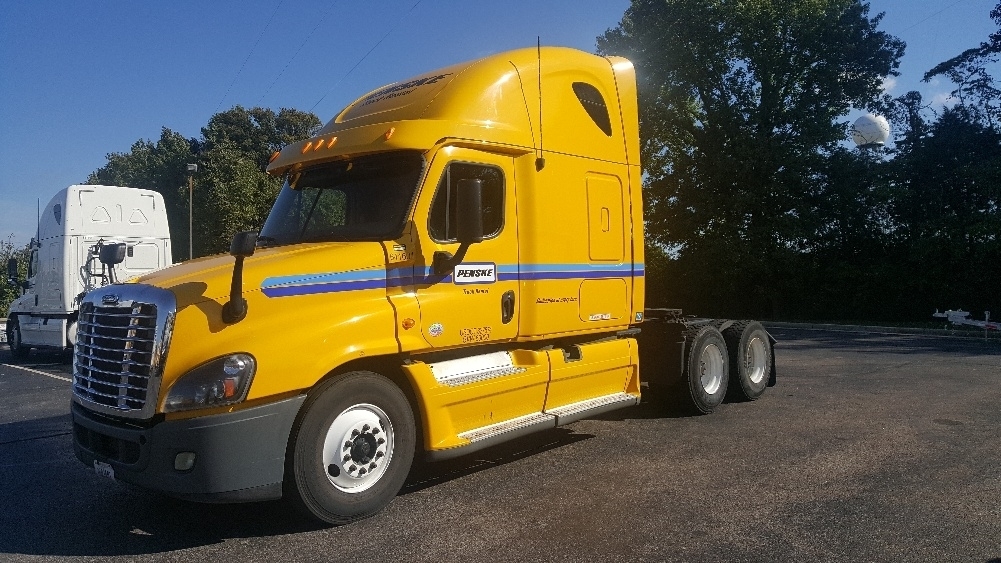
[723,321,772,401]
[680,325,729,414]
[7,316,30,360]
[286,371,416,525]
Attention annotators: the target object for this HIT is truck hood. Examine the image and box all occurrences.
[132,242,389,309]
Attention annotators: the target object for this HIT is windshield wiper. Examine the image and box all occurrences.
[256,235,279,247]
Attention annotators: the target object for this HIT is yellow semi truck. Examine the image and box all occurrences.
[71,47,774,524]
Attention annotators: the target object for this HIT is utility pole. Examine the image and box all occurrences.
[187,163,198,260]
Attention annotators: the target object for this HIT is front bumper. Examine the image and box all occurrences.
[72,395,306,502]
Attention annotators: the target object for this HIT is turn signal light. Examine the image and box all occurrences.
[301,141,313,154]
[384,127,396,140]
[269,150,281,163]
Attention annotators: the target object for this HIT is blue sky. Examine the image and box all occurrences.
[1,0,997,246]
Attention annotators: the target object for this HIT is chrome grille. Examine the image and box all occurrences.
[74,301,158,412]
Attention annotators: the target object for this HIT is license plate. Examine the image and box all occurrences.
[93,460,115,480]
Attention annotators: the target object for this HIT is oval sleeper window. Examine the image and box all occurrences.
[572,82,613,137]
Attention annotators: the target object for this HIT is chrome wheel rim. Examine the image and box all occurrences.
[321,403,394,493]
[745,336,768,384]
[699,342,724,395]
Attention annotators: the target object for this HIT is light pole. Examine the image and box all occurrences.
[187,163,197,260]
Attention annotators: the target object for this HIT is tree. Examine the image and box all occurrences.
[598,0,904,318]
[89,107,321,258]
[194,142,284,254]
[88,127,197,256]
[201,106,321,170]
[1,235,30,316]
[886,106,1001,316]
[923,1,1001,125]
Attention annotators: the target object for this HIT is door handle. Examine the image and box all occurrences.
[501,290,515,324]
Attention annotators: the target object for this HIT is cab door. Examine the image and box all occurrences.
[411,148,519,348]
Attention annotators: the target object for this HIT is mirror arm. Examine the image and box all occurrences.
[222,231,258,324]
[222,255,249,324]
[432,243,471,276]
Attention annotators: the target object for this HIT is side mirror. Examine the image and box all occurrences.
[99,243,127,266]
[455,178,485,244]
[230,230,258,258]
[222,231,258,324]
[7,257,17,285]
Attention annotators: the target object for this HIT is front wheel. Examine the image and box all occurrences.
[7,316,30,360]
[286,371,416,525]
[680,325,729,414]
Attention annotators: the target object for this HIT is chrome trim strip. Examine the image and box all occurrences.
[545,392,640,426]
[458,412,556,443]
[441,366,525,387]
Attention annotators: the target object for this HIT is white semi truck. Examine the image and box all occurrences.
[5,185,172,358]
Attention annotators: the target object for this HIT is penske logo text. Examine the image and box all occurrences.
[453,263,496,285]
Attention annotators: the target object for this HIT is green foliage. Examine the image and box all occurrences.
[88,127,196,256]
[89,107,321,258]
[598,0,905,318]
[923,1,1001,125]
[886,106,1001,314]
[1,235,31,316]
[195,142,284,254]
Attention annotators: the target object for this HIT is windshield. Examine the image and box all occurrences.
[259,151,424,246]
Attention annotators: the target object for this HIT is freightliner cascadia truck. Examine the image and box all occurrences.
[71,47,775,524]
[6,185,172,357]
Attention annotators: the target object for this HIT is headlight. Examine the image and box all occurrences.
[163,353,257,413]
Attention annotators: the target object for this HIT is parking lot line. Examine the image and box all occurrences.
[1,363,72,383]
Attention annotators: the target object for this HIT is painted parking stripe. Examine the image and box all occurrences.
[1,364,72,383]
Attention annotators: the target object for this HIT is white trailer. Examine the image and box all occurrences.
[5,185,172,357]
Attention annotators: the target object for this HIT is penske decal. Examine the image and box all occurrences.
[453,263,496,285]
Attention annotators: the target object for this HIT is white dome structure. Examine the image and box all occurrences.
[851,114,890,148]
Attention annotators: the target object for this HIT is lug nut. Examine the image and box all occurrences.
[359,468,367,475]
[343,454,351,462]
[372,428,380,435]
[362,424,370,432]
[351,429,360,437]
[377,438,385,445]
[375,451,384,458]
[369,462,377,469]
[349,465,357,472]
[344,441,352,449]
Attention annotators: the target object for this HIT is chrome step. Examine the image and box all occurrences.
[546,392,640,425]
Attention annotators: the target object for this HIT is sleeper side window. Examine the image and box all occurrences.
[428,162,504,243]
[572,81,613,137]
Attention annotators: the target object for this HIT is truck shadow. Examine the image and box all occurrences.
[402,427,591,494]
[0,347,74,366]
[0,415,592,556]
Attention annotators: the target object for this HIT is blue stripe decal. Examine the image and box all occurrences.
[263,269,385,288]
[262,278,386,297]
[262,263,645,298]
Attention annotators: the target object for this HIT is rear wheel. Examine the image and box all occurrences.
[286,371,416,525]
[723,321,772,401]
[7,316,30,360]
[680,325,729,414]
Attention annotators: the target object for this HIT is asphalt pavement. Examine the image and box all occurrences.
[0,328,999,562]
